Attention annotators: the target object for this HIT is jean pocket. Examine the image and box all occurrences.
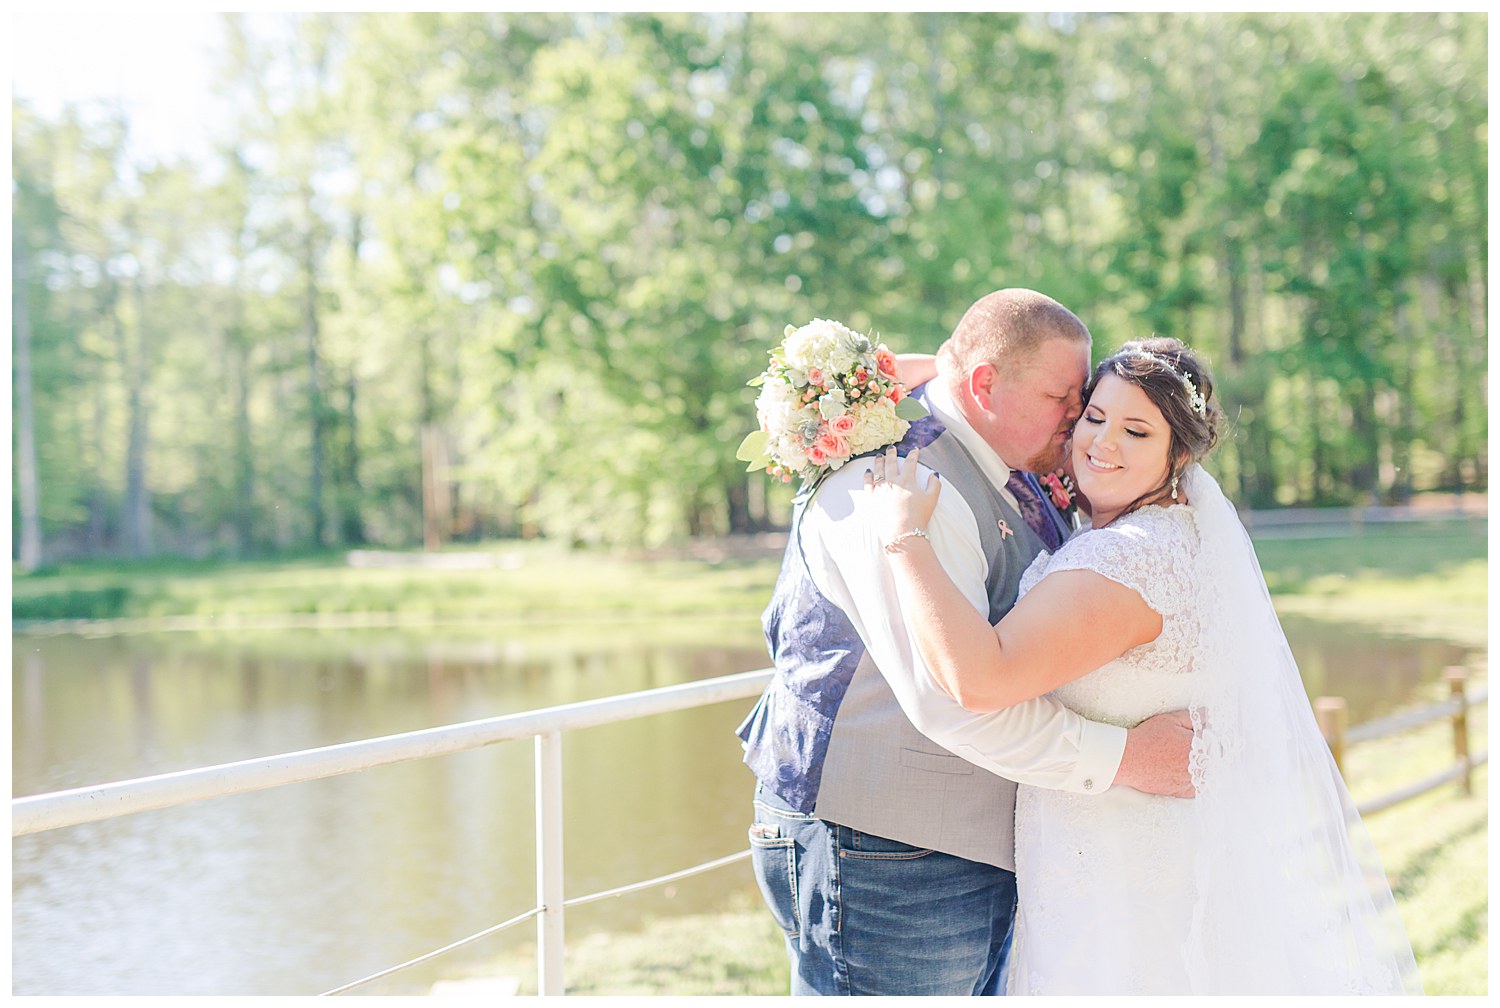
[749,825,800,939]
[841,829,935,860]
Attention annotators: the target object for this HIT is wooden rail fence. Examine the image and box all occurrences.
[1316,666,1488,816]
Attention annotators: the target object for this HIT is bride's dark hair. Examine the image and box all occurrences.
[1085,336,1220,516]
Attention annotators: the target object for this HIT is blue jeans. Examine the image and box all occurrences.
[749,784,1017,996]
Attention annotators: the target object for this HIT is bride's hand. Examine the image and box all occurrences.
[862,446,942,546]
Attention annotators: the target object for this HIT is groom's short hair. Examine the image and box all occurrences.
[938,288,1091,381]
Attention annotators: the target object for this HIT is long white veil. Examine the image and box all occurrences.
[1181,464,1422,993]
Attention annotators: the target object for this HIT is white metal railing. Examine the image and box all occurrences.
[12,667,776,996]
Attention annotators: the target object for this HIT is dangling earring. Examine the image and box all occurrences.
[1170,473,1180,501]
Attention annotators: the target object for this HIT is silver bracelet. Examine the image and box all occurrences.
[883,528,930,554]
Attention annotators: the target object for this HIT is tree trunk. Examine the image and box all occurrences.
[87,372,109,552]
[686,487,707,538]
[231,334,256,554]
[302,210,326,548]
[1461,245,1487,486]
[421,424,450,551]
[1309,378,1328,504]
[271,346,295,549]
[1349,379,1380,503]
[1222,240,1247,367]
[122,279,152,556]
[339,210,365,546]
[12,235,43,569]
[725,477,753,534]
[417,275,441,549]
[340,374,365,545]
[1390,298,1415,503]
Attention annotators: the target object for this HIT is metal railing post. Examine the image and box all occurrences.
[1315,696,1348,774]
[1445,667,1472,796]
[535,730,566,996]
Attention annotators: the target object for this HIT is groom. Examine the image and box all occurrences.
[736,289,1194,996]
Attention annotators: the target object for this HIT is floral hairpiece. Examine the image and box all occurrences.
[1115,349,1207,417]
[737,318,928,496]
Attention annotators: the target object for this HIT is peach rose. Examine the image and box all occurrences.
[817,432,851,457]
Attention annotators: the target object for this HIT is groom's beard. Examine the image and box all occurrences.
[1021,440,1069,475]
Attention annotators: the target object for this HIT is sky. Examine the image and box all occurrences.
[11,6,1489,164]
[10,9,231,162]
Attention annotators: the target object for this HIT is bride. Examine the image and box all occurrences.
[865,337,1421,994]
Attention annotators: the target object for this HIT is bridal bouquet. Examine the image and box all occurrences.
[737,318,928,492]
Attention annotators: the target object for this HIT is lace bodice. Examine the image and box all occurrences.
[1017,504,1201,726]
[1010,503,1205,993]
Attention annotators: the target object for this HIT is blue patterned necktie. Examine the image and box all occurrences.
[1005,470,1064,552]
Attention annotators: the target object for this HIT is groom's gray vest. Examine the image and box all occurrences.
[736,385,1060,870]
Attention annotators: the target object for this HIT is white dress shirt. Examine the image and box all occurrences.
[798,381,1127,793]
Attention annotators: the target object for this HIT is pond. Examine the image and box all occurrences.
[10,619,1476,995]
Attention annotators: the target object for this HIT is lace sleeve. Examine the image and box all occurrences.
[1037,508,1196,617]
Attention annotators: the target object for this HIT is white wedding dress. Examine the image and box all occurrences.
[1007,466,1421,995]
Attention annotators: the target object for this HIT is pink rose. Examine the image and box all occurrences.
[807,367,825,387]
[830,414,857,436]
[806,445,829,466]
[876,348,898,376]
[888,385,905,402]
[817,432,851,457]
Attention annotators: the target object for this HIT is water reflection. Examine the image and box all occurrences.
[10,621,1476,995]
[1278,614,1474,723]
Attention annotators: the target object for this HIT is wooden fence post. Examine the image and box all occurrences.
[1315,696,1348,774]
[1445,667,1471,796]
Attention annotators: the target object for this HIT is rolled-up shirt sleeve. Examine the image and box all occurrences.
[802,462,1126,793]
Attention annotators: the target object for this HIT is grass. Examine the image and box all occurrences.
[12,539,781,633]
[12,519,1486,639]
[464,892,790,997]
[1344,675,1489,996]
[1253,519,1488,647]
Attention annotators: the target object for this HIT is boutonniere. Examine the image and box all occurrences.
[1039,469,1078,513]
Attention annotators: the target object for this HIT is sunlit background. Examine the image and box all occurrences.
[11,10,1488,997]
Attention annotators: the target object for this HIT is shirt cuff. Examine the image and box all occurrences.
[1059,719,1128,794]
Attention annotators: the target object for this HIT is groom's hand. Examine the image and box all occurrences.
[1112,710,1195,797]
